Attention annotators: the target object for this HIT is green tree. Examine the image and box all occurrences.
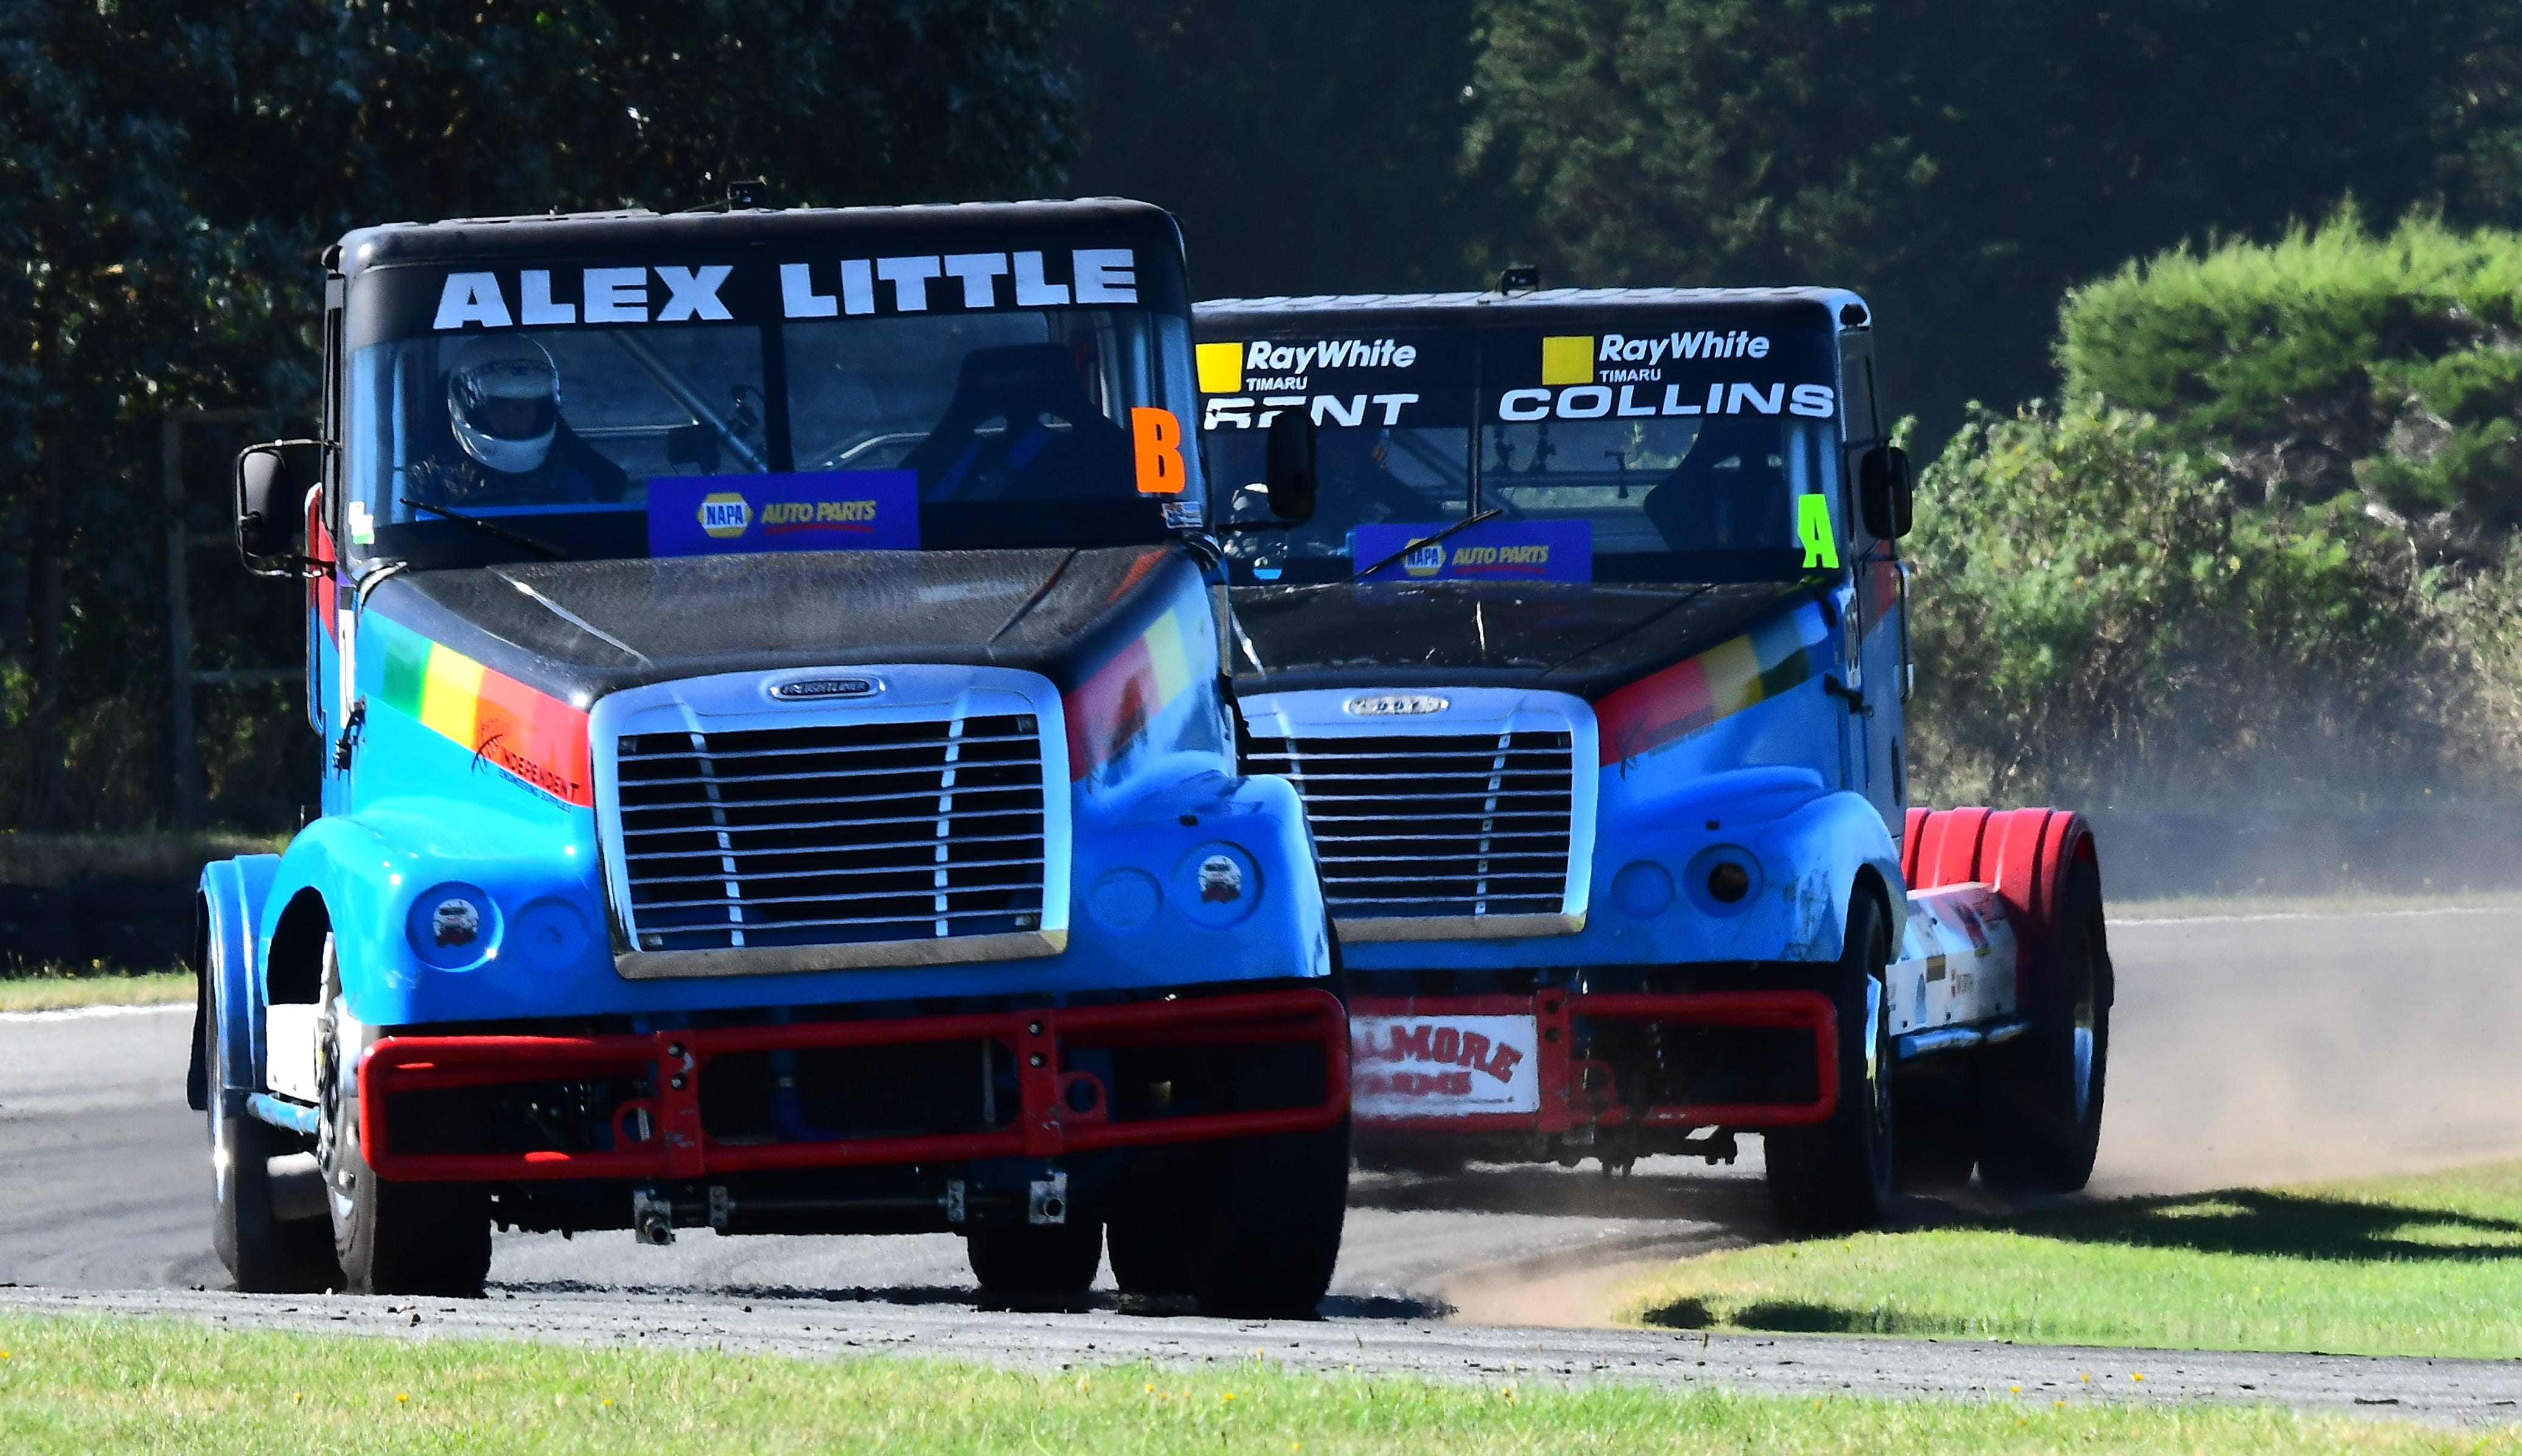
[1063,0,1483,298]
[0,0,1077,832]
[1466,0,2522,440]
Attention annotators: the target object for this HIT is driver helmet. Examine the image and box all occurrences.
[447,335,561,475]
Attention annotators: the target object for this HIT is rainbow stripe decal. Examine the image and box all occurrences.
[371,616,595,807]
[1594,604,1827,765]
[1063,601,1202,781]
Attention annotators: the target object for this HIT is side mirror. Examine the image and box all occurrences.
[235,440,325,577]
[1263,409,1317,524]
[1859,444,1914,539]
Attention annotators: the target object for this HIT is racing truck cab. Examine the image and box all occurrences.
[189,200,1348,1312]
[1197,288,2109,1228]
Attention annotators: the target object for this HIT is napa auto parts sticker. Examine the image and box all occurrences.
[1353,518,1592,583]
[647,470,919,556]
[1351,1015,1541,1117]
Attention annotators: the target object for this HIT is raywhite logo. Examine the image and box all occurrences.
[770,677,880,701]
[1345,693,1450,716]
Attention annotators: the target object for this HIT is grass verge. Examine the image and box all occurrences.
[0,1312,2500,1455]
[1622,1162,2522,1359]
[0,970,192,1013]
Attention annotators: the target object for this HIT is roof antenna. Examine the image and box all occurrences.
[1497,265,1541,295]
[727,179,769,211]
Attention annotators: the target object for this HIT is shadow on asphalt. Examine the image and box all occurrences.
[486,1278,1447,1322]
[1350,1163,1782,1232]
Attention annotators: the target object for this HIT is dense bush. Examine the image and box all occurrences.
[1908,399,2522,808]
[2060,214,2522,543]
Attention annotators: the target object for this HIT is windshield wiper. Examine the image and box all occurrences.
[400,498,568,561]
[1351,508,1503,583]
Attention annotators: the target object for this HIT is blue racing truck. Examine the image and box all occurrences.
[1196,286,2109,1230]
[188,198,1350,1312]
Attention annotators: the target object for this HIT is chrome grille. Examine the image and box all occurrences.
[614,713,1047,952]
[1247,731,1575,919]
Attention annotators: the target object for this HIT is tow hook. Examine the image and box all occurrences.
[632,1187,675,1245]
[1027,1171,1069,1225]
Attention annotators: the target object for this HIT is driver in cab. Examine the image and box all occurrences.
[405,335,628,509]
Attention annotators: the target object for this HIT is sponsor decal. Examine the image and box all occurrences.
[1541,335,1595,386]
[647,470,918,556]
[1594,602,1831,765]
[369,614,593,806]
[1351,1015,1541,1116]
[1345,692,1450,717]
[1196,341,1245,394]
[1353,519,1593,584]
[1062,587,1204,781]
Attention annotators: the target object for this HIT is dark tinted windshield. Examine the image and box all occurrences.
[1200,314,1844,584]
[344,250,1200,568]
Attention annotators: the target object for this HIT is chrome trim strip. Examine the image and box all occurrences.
[1336,911,1586,943]
[615,928,1068,979]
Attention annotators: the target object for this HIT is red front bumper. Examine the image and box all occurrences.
[1350,990,1838,1134]
[358,989,1348,1182]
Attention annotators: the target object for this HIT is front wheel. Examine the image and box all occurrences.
[1764,890,1895,1232]
[204,993,335,1293]
[966,1219,1104,1297]
[316,935,492,1297]
[1977,859,2111,1192]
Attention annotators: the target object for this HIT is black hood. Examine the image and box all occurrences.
[1228,579,1822,699]
[366,546,1194,704]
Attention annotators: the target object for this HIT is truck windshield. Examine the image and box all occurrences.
[345,291,1199,568]
[1203,316,1842,585]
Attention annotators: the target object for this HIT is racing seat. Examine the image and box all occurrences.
[1641,417,1792,551]
[900,343,1133,501]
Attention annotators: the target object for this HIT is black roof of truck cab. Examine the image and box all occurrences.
[1194,286,1877,595]
[330,200,1205,570]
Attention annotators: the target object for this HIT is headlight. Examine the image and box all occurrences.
[407,883,501,969]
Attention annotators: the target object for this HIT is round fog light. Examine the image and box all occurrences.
[1706,861,1752,904]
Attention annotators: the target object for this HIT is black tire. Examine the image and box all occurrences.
[966,1219,1105,1296]
[1977,859,2111,1193]
[1106,1194,1193,1298]
[1764,890,1896,1233]
[316,936,492,1297]
[1185,1116,1350,1318]
[203,997,336,1293]
[1891,1062,1979,1194]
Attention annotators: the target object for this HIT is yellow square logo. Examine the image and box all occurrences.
[1197,342,1245,394]
[1541,335,1595,386]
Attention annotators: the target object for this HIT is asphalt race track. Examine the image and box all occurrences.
[5,905,2521,1419]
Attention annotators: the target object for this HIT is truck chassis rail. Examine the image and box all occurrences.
[358,989,1348,1182]
[1351,990,1838,1134]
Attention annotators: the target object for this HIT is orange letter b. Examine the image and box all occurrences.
[1132,406,1185,495]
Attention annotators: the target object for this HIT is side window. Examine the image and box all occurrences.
[1837,330,1880,446]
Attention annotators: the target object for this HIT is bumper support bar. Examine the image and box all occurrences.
[358,988,1348,1183]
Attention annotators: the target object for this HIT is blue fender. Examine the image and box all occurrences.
[198,854,282,1113]
[1062,758,1332,987]
[254,796,604,1028]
